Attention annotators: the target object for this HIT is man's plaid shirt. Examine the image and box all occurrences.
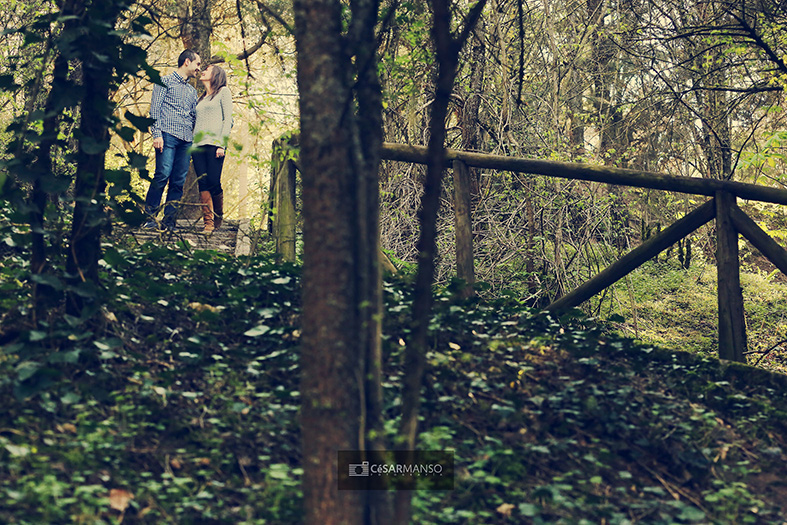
[149,71,198,142]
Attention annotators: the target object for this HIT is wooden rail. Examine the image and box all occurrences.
[271,139,787,362]
[544,200,716,312]
[381,143,787,205]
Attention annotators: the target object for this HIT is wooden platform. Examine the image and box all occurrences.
[120,218,253,256]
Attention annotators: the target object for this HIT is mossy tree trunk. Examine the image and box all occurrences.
[270,136,297,262]
[65,0,132,316]
[293,0,386,522]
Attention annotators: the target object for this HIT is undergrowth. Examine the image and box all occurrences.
[607,258,787,373]
[0,242,786,523]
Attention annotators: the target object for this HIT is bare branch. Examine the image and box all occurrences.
[254,0,294,35]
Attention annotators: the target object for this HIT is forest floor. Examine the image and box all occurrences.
[608,257,787,375]
[1,242,787,524]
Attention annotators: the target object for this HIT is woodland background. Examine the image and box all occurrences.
[2,0,787,523]
[3,0,787,347]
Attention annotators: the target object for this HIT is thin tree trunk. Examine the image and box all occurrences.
[349,1,388,521]
[30,0,79,319]
[395,1,486,523]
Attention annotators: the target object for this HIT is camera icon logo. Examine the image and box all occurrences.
[348,461,370,477]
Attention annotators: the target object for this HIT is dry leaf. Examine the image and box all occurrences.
[188,302,220,313]
[496,503,515,517]
[170,457,182,469]
[57,423,77,434]
[109,488,134,512]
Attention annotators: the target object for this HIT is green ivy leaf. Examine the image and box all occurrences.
[30,273,63,290]
[244,325,271,337]
[124,111,155,132]
[116,126,136,142]
[518,503,538,517]
[80,136,110,155]
[16,361,41,382]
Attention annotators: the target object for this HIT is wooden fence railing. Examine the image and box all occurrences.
[270,140,787,362]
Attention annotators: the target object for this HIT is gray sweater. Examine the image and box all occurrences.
[193,86,233,148]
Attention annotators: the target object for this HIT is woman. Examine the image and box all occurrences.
[192,64,232,232]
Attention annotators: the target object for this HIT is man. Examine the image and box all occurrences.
[143,49,201,230]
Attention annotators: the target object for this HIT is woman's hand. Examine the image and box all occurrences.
[216,147,225,158]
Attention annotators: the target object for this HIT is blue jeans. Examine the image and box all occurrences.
[144,132,192,227]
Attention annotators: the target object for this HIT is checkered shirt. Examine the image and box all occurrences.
[149,71,198,142]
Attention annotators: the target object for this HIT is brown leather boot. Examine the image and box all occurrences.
[212,191,224,230]
[200,191,214,232]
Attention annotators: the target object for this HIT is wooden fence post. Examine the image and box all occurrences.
[270,137,297,262]
[452,160,475,296]
[715,191,746,362]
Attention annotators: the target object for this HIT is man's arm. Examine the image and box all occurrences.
[149,82,166,138]
[189,88,197,133]
[149,81,167,152]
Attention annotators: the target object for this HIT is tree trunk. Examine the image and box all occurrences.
[460,20,485,193]
[179,0,213,220]
[293,0,385,523]
[66,3,126,316]
[395,1,486,522]
[29,0,80,319]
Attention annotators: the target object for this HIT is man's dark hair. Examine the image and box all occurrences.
[177,49,198,67]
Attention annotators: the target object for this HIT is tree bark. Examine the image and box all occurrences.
[66,0,126,315]
[460,20,485,193]
[27,0,82,319]
[270,136,297,262]
[293,0,384,523]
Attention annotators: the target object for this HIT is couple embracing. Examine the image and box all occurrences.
[143,49,232,233]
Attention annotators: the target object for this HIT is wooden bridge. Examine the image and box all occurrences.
[128,218,253,257]
[270,138,787,363]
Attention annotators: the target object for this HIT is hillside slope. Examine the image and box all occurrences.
[1,246,786,523]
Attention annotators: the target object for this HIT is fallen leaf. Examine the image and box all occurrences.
[496,503,515,517]
[188,302,220,313]
[57,423,77,434]
[170,457,182,469]
[109,488,134,512]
